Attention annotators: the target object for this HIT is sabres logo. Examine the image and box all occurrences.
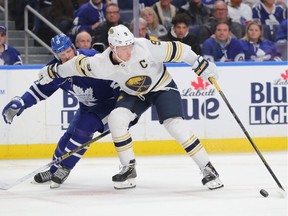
[126,76,152,93]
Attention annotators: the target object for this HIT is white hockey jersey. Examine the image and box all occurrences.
[58,38,198,96]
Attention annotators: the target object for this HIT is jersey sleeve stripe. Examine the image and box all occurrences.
[75,54,88,76]
[173,42,182,62]
[164,42,173,62]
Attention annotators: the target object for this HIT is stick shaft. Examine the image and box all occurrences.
[209,77,285,191]
[0,129,110,190]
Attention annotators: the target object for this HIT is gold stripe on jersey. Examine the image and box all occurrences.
[113,132,131,143]
[116,142,133,152]
[163,42,183,62]
[75,54,88,77]
[152,70,171,91]
[173,42,182,62]
[187,144,203,157]
[182,135,198,149]
[164,42,173,62]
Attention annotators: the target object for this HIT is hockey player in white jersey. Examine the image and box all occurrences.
[39,24,224,190]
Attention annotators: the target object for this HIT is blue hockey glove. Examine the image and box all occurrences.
[2,96,25,124]
[38,63,60,85]
[192,56,219,83]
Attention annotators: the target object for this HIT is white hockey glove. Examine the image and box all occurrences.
[38,63,60,85]
[192,56,219,83]
[2,96,25,124]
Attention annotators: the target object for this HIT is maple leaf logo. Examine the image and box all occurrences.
[280,70,288,80]
[191,77,209,90]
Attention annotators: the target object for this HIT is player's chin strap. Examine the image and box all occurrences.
[110,47,125,67]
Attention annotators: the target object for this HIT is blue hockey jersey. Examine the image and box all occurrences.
[21,49,119,123]
[0,44,22,65]
[252,3,287,25]
[202,37,245,62]
[239,38,282,61]
[70,1,106,36]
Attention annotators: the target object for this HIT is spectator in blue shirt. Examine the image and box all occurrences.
[0,26,22,65]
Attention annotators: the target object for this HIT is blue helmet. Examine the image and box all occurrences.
[51,34,73,54]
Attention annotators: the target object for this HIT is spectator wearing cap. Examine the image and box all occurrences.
[0,26,22,65]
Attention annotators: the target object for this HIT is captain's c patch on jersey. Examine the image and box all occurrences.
[125,76,152,93]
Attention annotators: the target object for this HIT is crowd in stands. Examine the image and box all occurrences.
[3,0,288,64]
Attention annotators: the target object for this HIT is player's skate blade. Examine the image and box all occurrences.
[205,178,223,190]
[50,182,61,189]
[112,159,137,189]
[114,178,136,190]
[201,162,224,190]
[50,165,70,189]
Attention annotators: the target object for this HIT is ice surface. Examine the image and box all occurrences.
[0,151,287,216]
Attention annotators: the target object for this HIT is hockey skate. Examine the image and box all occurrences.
[201,162,223,190]
[112,159,137,190]
[50,165,71,189]
[33,170,52,183]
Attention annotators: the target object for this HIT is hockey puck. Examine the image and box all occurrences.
[260,189,269,197]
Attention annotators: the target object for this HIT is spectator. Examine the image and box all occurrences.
[151,0,178,31]
[75,31,92,49]
[252,0,287,41]
[140,7,168,39]
[51,0,88,35]
[92,3,126,47]
[130,17,158,40]
[227,0,253,25]
[32,0,54,45]
[201,0,245,43]
[240,21,282,61]
[201,0,217,8]
[0,26,22,65]
[10,0,38,30]
[252,0,287,24]
[70,0,107,40]
[202,21,245,62]
[275,19,287,60]
[177,0,211,26]
[275,19,287,42]
[159,13,202,55]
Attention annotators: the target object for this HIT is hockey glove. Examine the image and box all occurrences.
[38,63,60,85]
[192,56,219,83]
[2,96,25,124]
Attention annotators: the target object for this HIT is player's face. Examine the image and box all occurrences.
[247,24,261,41]
[115,44,133,62]
[57,47,75,63]
[173,23,188,39]
[215,23,230,42]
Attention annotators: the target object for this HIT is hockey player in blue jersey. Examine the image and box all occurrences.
[240,21,282,61]
[202,21,245,62]
[2,34,119,189]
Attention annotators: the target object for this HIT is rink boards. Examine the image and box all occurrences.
[0,62,287,159]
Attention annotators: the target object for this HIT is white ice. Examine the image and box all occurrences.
[0,151,287,216]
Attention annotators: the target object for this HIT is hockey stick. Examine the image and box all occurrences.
[209,77,285,192]
[0,129,110,190]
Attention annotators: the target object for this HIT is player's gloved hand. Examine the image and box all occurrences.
[192,56,219,83]
[2,96,25,124]
[38,63,60,85]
